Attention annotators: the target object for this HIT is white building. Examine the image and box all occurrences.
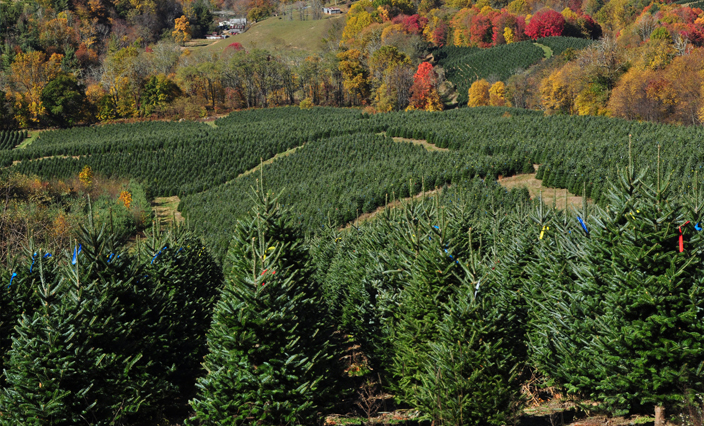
[323,7,342,14]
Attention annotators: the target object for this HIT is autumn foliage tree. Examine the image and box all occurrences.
[338,49,371,105]
[173,15,193,46]
[525,9,565,39]
[406,62,443,111]
[468,78,490,106]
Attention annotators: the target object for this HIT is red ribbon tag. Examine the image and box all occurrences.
[679,221,691,253]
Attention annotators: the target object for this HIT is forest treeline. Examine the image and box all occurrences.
[2,161,704,425]
[4,0,704,127]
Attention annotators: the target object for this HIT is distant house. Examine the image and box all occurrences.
[218,18,247,34]
[323,7,342,14]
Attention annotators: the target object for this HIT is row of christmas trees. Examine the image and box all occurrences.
[2,159,704,425]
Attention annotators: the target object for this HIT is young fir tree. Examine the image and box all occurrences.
[0,220,170,424]
[0,245,58,376]
[188,184,340,426]
[415,202,536,426]
[0,254,76,425]
[138,223,223,396]
[528,149,704,425]
[390,200,466,407]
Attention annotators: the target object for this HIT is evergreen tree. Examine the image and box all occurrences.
[414,202,536,425]
[528,154,704,423]
[0,245,58,376]
[390,201,466,407]
[138,224,223,396]
[0,221,171,424]
[0,256,75,425]
[188,185,340,425]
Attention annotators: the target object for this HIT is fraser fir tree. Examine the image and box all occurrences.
[415,202,536,425]
[390,200,466,407]
[0,255,75,425]
[0,245,58,375]
[188,184,340,425]
[139,224,223,395]
[528,151,704,424]
[0,220,170,424]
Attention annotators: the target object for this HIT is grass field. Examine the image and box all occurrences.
[194,14,345,54]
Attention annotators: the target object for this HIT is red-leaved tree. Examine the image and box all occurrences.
[525,9,565,39]
[407,62,442,111]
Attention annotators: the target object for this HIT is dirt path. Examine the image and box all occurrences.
[342,186,447,229]
[12,155,82,166]
[152,196,184,225]
[379,132,448,152]
[238,145,304,179]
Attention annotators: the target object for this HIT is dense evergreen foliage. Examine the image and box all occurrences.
[527,159,704,417]
[5,108,376,197]
[180,133,523,257]
[189,185,341,425]
[5,108,704,424]
[0,217,223,424]
[535,36,594,56]
[435,42,545,105]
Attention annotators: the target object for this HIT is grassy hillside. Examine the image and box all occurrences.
[195,15,345,53]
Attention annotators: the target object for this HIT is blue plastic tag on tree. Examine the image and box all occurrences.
[578,217,589,234]
[72,245,82,265]
[8,272,17,288]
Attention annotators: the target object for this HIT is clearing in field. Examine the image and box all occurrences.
[499,172,584,210]
[390,136,449,152]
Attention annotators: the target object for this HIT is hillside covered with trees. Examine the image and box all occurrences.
[3,0,704,126]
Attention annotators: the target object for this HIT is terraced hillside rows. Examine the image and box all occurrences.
[6,106,704,258]
[5,108,377,197]
[0,130,28,151]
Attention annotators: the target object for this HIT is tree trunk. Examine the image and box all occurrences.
[655,405,666,426]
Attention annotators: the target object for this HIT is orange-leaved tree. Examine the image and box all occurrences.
[407,62,442,111]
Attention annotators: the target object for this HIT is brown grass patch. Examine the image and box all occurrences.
[390,137,449,152]
[152,196,184,225]
[499,173,585,210]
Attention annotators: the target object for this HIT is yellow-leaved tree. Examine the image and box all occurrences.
[173,15,193,46]
[79,165,94,188]
[338,49,370,104]
[10,51,62,127]
[489,81,510,106]
[468,79,490,107]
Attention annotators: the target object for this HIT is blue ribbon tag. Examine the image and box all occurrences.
[72,244,82,265]
[8,272,17,288]
[578,217,589,234]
